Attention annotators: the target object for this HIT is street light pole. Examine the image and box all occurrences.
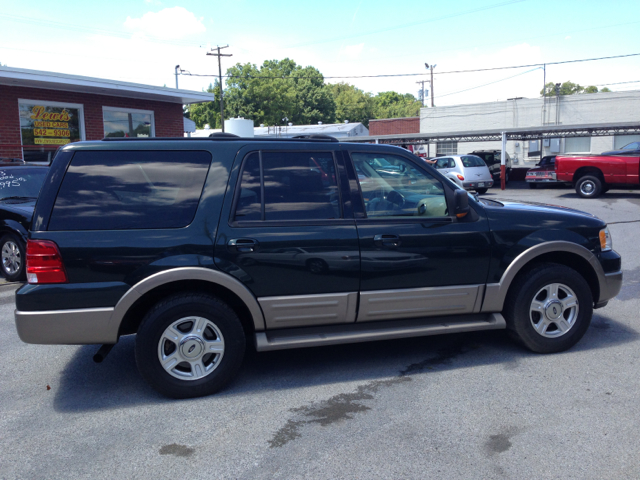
[175,65,180,89]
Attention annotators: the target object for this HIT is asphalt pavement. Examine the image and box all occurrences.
[1,182,639,479]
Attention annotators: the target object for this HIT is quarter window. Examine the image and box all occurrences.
[234,151,341,222]
[49,151,211,230]
[351,153,447,218]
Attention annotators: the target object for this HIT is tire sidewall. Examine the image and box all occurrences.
[135,295,246,398]
[507,265,593,353]
[575,176,601,199]
[0,234,25,282]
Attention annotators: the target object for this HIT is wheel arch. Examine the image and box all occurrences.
[481,241,605,312]
[113,267,265,340]
[572,166,604,183]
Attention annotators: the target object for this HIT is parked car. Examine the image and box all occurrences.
[601,141,640,156]
[0,164,49,281]
[470,149,512,184]
[15,136,621,399]
[433,155,493,194]
[525,155,560,188]
[556,152,640,198]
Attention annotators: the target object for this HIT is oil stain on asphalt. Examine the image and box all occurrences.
[269,342,474,448]
[159,444,195,457]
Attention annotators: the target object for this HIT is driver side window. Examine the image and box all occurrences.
[351,152,448,218]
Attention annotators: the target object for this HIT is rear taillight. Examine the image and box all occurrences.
[456,174,465,181]
[26,240,68,284]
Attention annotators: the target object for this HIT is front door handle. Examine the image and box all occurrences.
[228,238,259,253]
[373,234,401,248]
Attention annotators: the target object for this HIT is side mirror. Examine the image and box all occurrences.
[453,189,470,219]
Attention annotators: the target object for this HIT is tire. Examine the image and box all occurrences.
[0,234,26,282]
[575,175,602,198]
[503,263,593,353]
[135,293,246,399]
[476,188,488,195]
[528,183,537,189]
[504,169,510,184]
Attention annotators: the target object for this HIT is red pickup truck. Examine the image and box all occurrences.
[555,153,640,198]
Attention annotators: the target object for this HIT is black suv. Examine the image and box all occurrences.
[14,137,622,398]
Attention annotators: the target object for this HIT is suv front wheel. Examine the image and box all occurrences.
[504,263,593,353]
[135,293,246,398]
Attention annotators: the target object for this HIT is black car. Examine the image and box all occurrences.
[601,141,640,156]
[14,137,622,399]
[0,164,49,281]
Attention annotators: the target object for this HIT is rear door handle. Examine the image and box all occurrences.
[373,234,401,248]
[228,238,259,253]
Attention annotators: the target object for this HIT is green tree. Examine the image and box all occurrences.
[372,91,422,118]
[184,82,222,129]
[541,81,592,96]
[329,82,375,127]
[224,58,336,126]
[600,87,612,93]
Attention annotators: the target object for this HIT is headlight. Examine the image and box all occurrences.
[599,227,612,252]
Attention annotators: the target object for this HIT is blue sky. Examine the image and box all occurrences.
[1,0,639,107]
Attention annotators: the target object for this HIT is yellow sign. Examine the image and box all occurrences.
[34,138,71,145]
[29,106,71,122]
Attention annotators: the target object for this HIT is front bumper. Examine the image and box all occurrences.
[14,307,117,345]
[598,270,623,306]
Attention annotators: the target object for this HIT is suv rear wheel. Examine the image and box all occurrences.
[135,293,246,398]
[504,263,593,353]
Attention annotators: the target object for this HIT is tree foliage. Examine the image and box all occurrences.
[183,59,425,129]
[330,82,375,127]
[372,91,422,119]
[184,82,222,129]
[541,81,612,96]
[224,58,336,126]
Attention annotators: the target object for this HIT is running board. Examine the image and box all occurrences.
[255,313,506,352]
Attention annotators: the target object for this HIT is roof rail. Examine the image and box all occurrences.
[100,136,342,143]
[209,132,239,138]
[291,134,338,142]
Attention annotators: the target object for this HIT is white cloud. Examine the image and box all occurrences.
[565,36,571,40]
[125,7,205,40]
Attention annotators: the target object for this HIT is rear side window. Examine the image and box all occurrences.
[234,151,340,222]
[461,155,485,167]
[49,150,211,230]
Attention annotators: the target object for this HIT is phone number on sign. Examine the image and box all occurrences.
[34,128,71,137]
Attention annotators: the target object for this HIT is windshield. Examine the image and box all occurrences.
[461,155,486,167]
[0,167,48,200]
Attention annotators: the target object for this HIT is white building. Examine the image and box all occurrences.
[419,90,640,166]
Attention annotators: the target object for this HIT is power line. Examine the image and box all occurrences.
[595,79,640,86]
[178,52,640,80]
[435,67,542,99]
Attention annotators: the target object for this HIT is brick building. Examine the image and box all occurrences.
[368,117,419,136]
[0,66,214,162]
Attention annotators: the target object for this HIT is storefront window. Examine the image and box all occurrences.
[18,100,84,162]
[103,108,154,138]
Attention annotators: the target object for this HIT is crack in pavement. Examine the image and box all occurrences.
[268,342,475,448]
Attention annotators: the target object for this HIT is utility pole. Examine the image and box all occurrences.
[416,80,427,107]
[207,45,232,132]
[425,63,436,107]
[175,65,180,89]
